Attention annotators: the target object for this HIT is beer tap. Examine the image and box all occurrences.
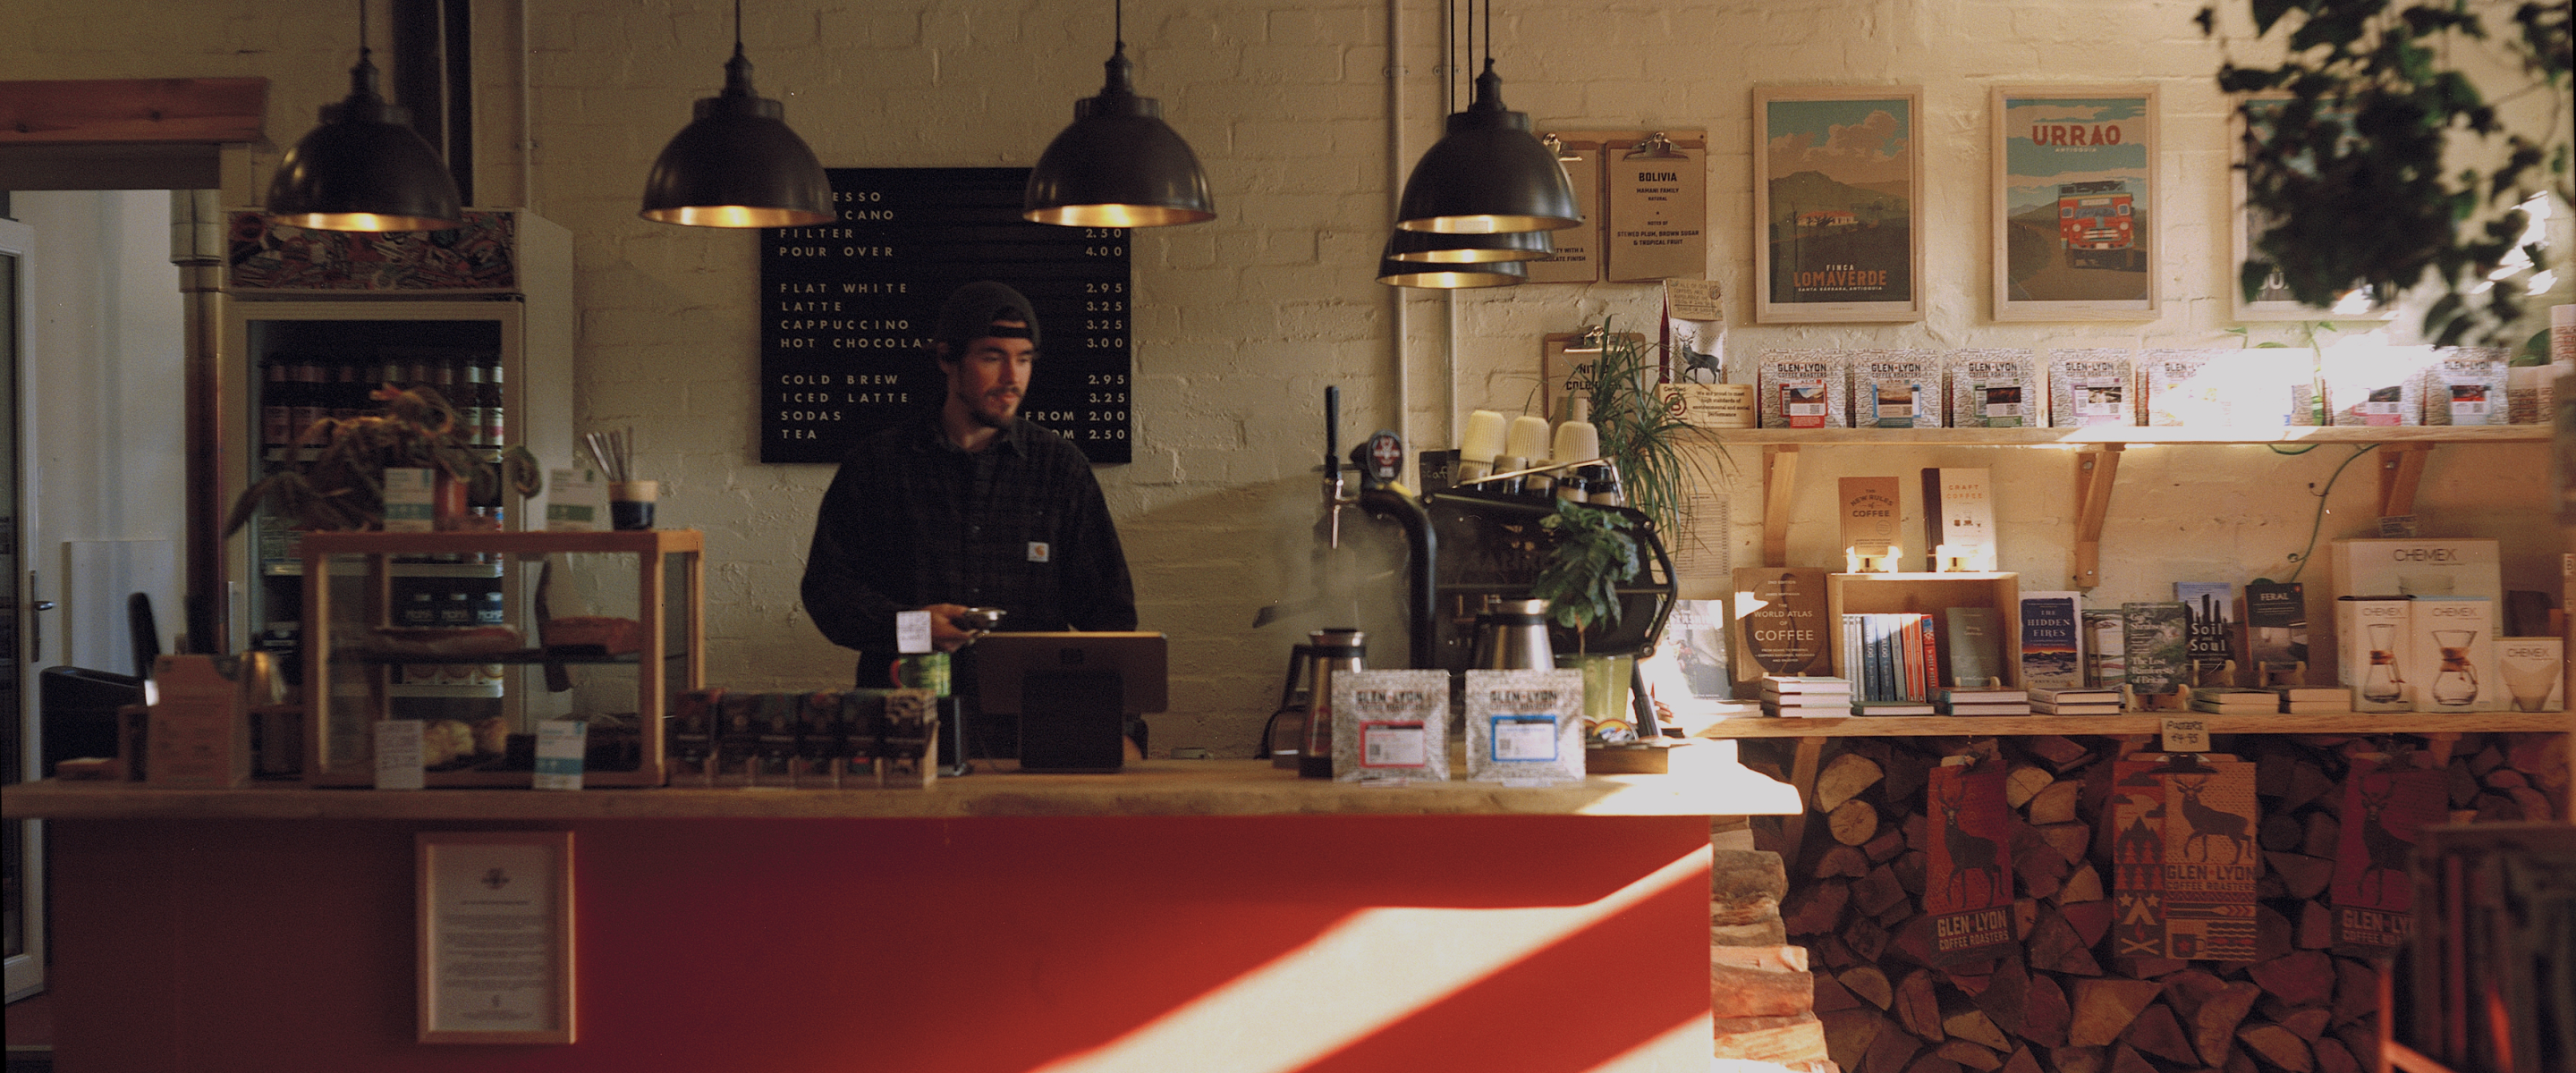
[1322,385,1353,548]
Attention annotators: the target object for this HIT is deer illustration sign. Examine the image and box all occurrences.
[2109,755,2262,961]
[2328,757,2445,953]
[1922,762,2016,962]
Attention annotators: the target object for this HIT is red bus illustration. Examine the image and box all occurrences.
[2055,181,2138,269]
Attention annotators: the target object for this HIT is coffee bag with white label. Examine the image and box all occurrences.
[1464,669,1587,784]
[1332,670,1453,783]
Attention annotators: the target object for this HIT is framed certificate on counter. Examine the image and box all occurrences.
[418,831,574,1043]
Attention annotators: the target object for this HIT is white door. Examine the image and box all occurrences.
[2,209,43,1002]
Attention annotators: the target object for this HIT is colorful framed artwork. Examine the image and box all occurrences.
[418,831,575,1043]
[2230,94,2394,322]
[1992,86,2159,321]
[1752,86,1925,324]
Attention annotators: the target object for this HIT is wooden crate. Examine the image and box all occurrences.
[1825,571,2022,689]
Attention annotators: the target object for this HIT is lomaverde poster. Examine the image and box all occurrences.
[1993,87,2158,321]
[1753,86,1923,324]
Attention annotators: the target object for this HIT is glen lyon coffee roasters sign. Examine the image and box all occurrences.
[758,167,1134,464]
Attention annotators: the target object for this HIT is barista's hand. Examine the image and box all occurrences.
[923,603,979,652]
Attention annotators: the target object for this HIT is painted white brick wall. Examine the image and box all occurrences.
[8,0,2563,756]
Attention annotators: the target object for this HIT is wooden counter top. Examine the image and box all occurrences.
[2,752,1803,821]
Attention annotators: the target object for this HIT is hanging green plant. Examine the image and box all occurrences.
[2199,0,2571,345]
[1530,497,1642,644]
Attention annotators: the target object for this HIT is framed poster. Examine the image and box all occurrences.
[1993,86,2159,321]
[419,831,574,1043]
[758,167,1133,464]
[2230,95,2394,322]
[1752,86,1924,324]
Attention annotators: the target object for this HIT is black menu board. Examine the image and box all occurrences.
[759,167,1132,464]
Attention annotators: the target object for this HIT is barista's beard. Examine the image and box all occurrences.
[961,387,1022,429]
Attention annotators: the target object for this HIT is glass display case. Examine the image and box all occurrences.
[297,529,702,787]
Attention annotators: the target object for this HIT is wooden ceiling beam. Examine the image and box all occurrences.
[0,78,267,145]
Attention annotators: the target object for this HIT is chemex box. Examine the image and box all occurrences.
[2327,538,2501,602]
[2408,596,2503,712]
[2336,596,2414,712]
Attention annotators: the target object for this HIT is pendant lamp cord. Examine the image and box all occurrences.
[734,0,743,51]
[1115,0,1124,51]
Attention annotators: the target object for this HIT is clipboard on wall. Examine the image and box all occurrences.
[1605,131,1707,282]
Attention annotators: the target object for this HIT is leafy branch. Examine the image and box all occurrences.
[1530,498,1642,644]
[2199,0,2571,345]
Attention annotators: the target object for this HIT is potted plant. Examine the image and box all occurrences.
[1572,320,1715,541]
[1530,496,1648,742]
[225,384,542,536]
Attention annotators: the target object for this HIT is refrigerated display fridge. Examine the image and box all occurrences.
[215,209,574,759]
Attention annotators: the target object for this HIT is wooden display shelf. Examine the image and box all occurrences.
[1699,425,2546,446]
[1697,710,2572,737]
[1729,425,2542,581]
[299,528,704,788]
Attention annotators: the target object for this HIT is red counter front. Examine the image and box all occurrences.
[48,812,1724,1072]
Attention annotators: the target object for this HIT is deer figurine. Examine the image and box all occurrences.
[2354,781,2413,901]
[2170,774,2252,864]
[1935,779,2004,907]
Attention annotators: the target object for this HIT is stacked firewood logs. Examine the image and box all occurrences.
[1733,731,2565,1073]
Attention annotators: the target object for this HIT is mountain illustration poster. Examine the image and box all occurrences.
[1992,86,2159,321]
[1753,86,1923,324]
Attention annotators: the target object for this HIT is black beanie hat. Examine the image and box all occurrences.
[934,281,1039,356]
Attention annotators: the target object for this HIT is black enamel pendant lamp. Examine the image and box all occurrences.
[1384,227,1552,264]
[266,1,464,232]
[1374,251,1528,288]
[1022,0,1216,227]
[640,0,835,228]
[1394,0,1580,234]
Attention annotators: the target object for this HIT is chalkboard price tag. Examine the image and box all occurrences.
[758,167,1133,464]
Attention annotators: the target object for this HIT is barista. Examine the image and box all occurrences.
[800,282,1138,753]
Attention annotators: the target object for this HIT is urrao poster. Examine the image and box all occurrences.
[1753,86,1924,324]
[1993,87,2158,321]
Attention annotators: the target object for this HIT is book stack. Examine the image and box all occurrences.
[2190,687,2282,714]
[1937,686,2031,715]
[2269,685,2352,714]
[2029,687,2123,715]
[1759,675,1854,716]
[1841,612,1939,704]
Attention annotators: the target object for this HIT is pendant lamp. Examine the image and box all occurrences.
[1376,236,1527,289]
[640,1,834,228]
[1394,0,1580,235]
[1384,228,1553,265]
[265,3,464,232]
[1022,0,1216,227]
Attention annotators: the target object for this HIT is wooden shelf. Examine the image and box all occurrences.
[1701,425,2546,447]
[1697,710,2572,738]
[1736,425,2542,579]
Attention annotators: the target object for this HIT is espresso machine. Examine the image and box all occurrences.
[1311,386,1678,674]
